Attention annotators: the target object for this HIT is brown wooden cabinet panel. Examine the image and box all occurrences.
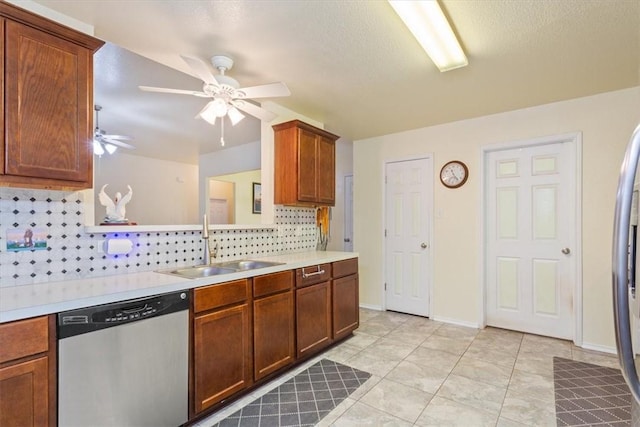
[0,316,48,364]
[273,120,339,207]
[253,270,293,298]
[332,274,359,340]
[0,315,56,427]
[295,264,331,288]
[0,18,4,176]
[0,2,103,190]
[298,128,318,202]
[253,290,294,381]
[317,136,335,204]
[194,279,249,313]
[193,303,252,413]
[0,357,49,427]
[296,281,332,358]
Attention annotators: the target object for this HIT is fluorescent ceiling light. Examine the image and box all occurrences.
[388,0,468,72]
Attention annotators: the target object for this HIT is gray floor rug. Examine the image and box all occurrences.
[553,356,631,426]
[213,359,371,427]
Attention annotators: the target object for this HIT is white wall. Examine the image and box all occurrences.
[327,138,354,251]
[354,87,640,350]
[94,152,199,225]
[199,140,261,220]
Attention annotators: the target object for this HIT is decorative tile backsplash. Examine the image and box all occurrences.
[0,188,318,287]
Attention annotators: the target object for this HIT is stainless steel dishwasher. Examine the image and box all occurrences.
[58,290,190,427]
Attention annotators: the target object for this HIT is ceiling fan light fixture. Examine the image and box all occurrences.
[227,106,245,126]
[93,140,105,156]
[104,143,118,154]
[388,0,467,72]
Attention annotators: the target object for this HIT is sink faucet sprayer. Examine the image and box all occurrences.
[201,214,218,264]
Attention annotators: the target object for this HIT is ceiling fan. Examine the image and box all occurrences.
[93,105,135,155]
[139,54,290,144]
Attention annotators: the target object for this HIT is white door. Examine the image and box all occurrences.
[385,158,433,317]
[485,141,576,339]
[209,198,229,224]
[344,175,354,252]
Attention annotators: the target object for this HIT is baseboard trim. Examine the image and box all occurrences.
[431,315,480,329]
[359,303,382,311]
[581,342,618,355]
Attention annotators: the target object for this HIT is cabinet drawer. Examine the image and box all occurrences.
[332,258,358,279]
[295,264,332,288]
[194,279,250,313]
[0,316,49,364]
[253,271,293,298]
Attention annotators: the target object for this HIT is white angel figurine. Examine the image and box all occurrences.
[99,184,133,222]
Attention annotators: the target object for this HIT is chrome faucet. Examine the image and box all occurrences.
[201,214,218,264]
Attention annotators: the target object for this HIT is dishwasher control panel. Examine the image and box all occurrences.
[58,291,189,339]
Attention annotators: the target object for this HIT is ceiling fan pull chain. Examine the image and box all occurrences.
[220,117,225,146]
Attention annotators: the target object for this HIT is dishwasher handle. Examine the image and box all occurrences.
[58,291,189,339]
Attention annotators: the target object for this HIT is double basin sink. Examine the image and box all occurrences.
[158,260,284,279]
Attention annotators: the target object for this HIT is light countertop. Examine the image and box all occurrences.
[0,251,357,323]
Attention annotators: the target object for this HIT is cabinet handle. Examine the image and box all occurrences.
[302,265,325,278]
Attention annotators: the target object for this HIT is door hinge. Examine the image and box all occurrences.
[384,282,387,291]
[384,229,387,237]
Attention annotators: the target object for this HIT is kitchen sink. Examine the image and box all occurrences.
[215,260,284,271]
[157,260,283,279]
[158,265,237,279]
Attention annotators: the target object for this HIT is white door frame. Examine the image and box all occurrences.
[480,132,583,345]
[382,155,435,315]
[344,174,354,252]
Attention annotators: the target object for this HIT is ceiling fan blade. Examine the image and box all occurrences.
[139,85,209,97]
[180,55,219,86]
[95,138,135,150]
[232,100,277,122]
[102,134,133,141]
[236,82,291,99]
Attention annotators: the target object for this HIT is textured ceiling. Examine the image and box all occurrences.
[29,0,640,163]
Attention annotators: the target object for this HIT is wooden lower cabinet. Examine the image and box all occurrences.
[332,274,359,340]
[253,290,294,380]
[0,315,56,427]
[296,281,332,358]
[193,303,252,414]
[0,357,49,427]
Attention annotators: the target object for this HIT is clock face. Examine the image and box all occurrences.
[440,161,468,188]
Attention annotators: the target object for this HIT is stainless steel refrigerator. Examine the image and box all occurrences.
[612,123,640,422]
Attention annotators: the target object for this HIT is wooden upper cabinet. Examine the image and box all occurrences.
[0,2,104,190]
[273,120,339,207]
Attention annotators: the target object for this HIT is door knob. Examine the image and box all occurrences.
[561,247,571,255]
[344,238,351,242]
[421,243,428,249]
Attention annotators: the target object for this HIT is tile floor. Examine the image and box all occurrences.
[199,308,622,427]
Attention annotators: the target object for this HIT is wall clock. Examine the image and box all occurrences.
[440,160,468,188]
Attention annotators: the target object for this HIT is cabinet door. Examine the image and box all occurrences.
[296,281,332,358]
[254,291,294,381]
[4,20,92,184]
[297,128,318,202]
[0,18,4,175]
[333,274,359,340]
[0,357,49,427]
[193,303,252,413]
[317,135,335,205]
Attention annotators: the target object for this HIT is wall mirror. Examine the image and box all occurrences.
[92,42,263,226]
